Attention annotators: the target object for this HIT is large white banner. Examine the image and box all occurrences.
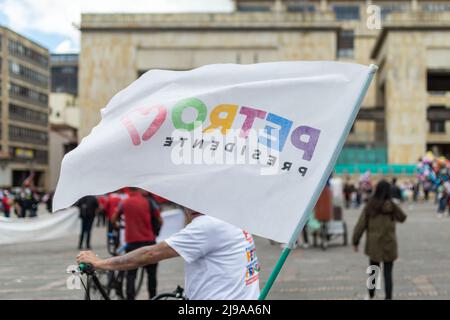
[0,208,80,245]
[54,61,372,243]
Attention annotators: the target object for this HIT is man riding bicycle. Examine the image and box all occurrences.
[111,188,162,299]
[77,205,260,300]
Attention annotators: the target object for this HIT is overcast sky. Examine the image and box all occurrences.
[0,0,233,53]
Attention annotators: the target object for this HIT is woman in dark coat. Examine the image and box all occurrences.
[352,180,407,300]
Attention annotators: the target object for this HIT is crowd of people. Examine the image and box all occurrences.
[0,187,47,218]
[76,188,168,299]
[416,152,450,216]
[341,152,450,217]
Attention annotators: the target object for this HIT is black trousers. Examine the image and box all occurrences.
[96,210,106,227]
[368,260,394,300]
[125,241,158,300]
[79,216,94,249]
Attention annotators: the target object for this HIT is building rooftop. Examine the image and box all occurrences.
[79,12,339,31]
[0,25,49,52]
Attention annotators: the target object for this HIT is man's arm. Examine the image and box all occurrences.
[111,203,123,224]
[76,241,179,271]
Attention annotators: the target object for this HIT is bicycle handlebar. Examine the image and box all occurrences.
[79,263,94,274]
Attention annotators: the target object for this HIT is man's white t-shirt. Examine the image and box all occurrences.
[165,215,260,300]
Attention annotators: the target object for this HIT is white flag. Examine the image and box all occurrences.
[54,61,374,243]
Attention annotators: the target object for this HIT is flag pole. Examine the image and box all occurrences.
[258,64,378,300]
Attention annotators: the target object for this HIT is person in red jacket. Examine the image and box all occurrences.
[111,188,162,299]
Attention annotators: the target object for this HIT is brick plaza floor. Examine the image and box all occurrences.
[0,202,449,300]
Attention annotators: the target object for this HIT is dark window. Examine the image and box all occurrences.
[379,3,407,20]
[8,125,48,145]
[337,30,354,58]
[427,71,450,93]
[428,106,448,134]
[287,2,315,13]
[333,5,360,20]
[51,65,78,95]
[64,142,77,154]
[9,60,48,88]
[422,3,450,12]
[9,82,48,106]
[50,54,78,64]
[9,103,48,127]
[430,120,446,133]
[8,39,48,68]
[34,149,48,164]
[237,4,271,12]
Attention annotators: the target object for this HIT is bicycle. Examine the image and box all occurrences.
[77,263,185,300]
[103,228,145,299]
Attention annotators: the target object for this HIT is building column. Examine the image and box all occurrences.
[385,33,427,164]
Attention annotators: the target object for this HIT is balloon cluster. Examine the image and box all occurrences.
[416,151,450,186]
[359,170,373,192]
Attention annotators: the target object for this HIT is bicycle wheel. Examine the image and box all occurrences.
[151,286,185,300]
[134,267,145,297]
[152,293,185,300]
[107,270,126,300]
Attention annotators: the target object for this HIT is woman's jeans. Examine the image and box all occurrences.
[368,260,394,300]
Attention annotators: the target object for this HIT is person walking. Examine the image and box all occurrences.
[111,188,162,299]
[391,177,403,203]
[343,178,355,209]
[76,195,99,250]
[352,180,407,300]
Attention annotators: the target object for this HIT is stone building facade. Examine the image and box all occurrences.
[49,54,79,190]
[0,26,50,189]
[78,0,450,171]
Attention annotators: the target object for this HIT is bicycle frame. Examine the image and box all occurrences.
[87,273,110,300]
[79,263,110,300]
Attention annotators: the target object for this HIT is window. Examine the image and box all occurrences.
[287,1,315,13]
[8,82,48,106]
[50,54,78,64]
[333,5,360,20]
[428,106,448,134]
[422,3,450,12]
[9,104,48,127]
[51,65,78,95]
[237,4,271,12]
[8,39,48,68]
[379,3,407,20]
[337,30,354,58]
[9,125,48,145]
[9,60,49,88]
[9,147,48,164]
[427,71,450,93]
[430,120,446,133]
[34,149,48,164]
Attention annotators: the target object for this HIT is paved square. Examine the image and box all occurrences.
[0,202,449,299]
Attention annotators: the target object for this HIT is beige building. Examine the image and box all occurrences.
[0,26,50,190]
[48,93,78,190]
[78,0,450,173]
[49,54,79,190]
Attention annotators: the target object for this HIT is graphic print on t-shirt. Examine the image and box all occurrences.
[243,230,260,285]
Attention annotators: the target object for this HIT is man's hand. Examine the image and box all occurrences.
[76,251,103,268]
